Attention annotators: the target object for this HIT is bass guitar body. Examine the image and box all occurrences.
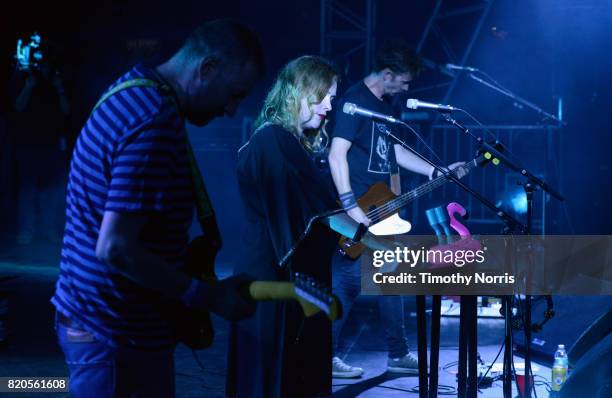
[338,182,412,260]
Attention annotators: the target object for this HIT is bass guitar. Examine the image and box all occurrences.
[338,153,490,260]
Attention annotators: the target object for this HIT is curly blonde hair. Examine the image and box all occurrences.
[254,55,337,153]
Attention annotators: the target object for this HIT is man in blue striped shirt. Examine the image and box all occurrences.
[52,20,264,397]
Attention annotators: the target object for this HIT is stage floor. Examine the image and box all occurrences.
[0,241,552,397]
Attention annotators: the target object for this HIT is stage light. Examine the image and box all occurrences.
[510,191,528,214]
[497,186,528,216]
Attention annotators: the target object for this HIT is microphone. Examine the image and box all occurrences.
[445,63,478,72]
[342,102,401,124]
[406,99,458,112]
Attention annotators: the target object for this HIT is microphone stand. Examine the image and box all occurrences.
[383,120,526,398]
[468,73,566,126]
[439,112,565,398]
[383,121,526,232]
[440,114,565,202]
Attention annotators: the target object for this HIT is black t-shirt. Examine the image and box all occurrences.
[236,123,338,267]
[332,81,410,197]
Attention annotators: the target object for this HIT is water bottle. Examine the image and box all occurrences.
[551,344,568,392]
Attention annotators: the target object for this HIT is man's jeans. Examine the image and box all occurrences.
[331,250,408,359]
[55,313,176,397]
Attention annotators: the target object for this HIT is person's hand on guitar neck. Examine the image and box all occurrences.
[429,161,467,180]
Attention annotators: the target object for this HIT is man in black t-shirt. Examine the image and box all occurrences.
[331,80,406,198]
[328,43,462,377]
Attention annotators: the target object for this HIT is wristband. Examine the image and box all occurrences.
[339,191,357,211]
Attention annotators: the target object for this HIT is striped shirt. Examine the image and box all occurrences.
[52,64,194,349]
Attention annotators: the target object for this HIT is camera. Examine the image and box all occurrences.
[15,33,44,72]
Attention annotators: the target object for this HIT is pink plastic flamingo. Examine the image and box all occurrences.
[428,202,481,268]
[447,202,470,238]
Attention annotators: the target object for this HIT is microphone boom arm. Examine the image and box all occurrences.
[385,120,527,233]
[468,73,566,126]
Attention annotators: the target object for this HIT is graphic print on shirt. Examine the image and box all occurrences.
[367,121,392,173]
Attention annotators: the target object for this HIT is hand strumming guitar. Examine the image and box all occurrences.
[346,206,372,226]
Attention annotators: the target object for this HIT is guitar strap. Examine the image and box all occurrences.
[389,173,402,196]
[387,125,402,195]
[91,76,216,232]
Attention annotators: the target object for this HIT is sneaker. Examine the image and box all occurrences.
[332,356,364,378]
[387,353,419,374]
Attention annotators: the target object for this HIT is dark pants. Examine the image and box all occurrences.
[227,263,332,398]
[55,314,176,398]
[227,222,334,398]
[331,250,409,359]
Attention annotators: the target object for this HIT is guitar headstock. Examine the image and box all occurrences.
[293,272,342,321]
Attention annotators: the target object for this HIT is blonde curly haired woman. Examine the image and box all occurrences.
[227,55,339,398]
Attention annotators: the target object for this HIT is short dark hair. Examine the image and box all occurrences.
[180,19,265,76]
[374,40,422,76]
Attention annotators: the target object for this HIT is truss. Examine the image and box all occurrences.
[320,0,377,81]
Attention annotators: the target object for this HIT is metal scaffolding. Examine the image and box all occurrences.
[320,0,377,81]
[414,0,494,104]
[413,1,566,233]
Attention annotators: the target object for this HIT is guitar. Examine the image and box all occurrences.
[338,153,489,260]
[177,236,342,349]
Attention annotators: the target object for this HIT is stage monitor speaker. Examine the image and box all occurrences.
[513,296,611,364]
[559,333,612,398]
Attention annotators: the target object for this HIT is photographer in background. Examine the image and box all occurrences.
[9,37,71,245]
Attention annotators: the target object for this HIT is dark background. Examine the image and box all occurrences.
[1,0,610,268]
